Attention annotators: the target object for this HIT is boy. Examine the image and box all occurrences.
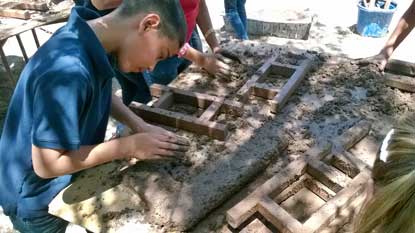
[0,0,188,232]
[82,0,241,105]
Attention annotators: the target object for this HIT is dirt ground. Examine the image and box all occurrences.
[54,42,413,233]
[0,40,410,233]
[1,29,414,233]
[176,42,414,233]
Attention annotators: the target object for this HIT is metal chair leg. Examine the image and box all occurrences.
[16,34,28,63]
[31,28,40,48]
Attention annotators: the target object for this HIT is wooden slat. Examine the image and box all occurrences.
[273,175,307,204]
[306,160,351,193]
[153,92,174,109]
[330,151,369,178]
[252,83,279,99]
[0,7,31,19]
[199,101,222,121]
[258,196,305,233]
[271,58,313,113]
[237,55,278,102]
[226,159,307,229]
[0,7,70,41]
[270,62,297,76]
[385,59,415,77]
[18,1,48,11]
[129,101,228,140]
[335,120,371,151]
[304,176,336,202]
[0,1,48,11]
[304,171,370,232]
[384,73,415,93]
[150,84,243,115]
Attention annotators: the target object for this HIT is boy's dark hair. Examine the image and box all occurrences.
[116,0,187,48]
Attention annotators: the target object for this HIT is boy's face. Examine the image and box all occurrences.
[117,14,180,73]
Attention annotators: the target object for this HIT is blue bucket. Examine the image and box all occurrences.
[357,0,397,37]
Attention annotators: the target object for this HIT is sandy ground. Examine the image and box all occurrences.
[1,0,415,232]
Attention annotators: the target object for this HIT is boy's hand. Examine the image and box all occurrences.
[214,48,242,64]
[356,53,389,72]
[127,132,190,161]
[201,54,239,80]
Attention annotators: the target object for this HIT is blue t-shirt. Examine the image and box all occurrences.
[0,7,114,218]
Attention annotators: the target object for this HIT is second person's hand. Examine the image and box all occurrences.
[214,48,242,64]
[356,53,389,73]
[201,54,239,80]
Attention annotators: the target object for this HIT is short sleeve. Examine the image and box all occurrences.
[31,66,89,151]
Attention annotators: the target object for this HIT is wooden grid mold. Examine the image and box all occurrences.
[0,1,48,19]
[129,84,243,141]
[384,59,415,93]
[226,121,373,233]
[236,54,314,113]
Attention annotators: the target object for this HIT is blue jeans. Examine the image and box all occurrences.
[225,0,249,40]
[116,29,203,105]
[9,214,68,233]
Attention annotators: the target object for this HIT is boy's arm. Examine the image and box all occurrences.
[32,137,129,178]
[364,0,415,71]
[193,0,241,78]
[30,67,189,179]
[196,0,220,52]
[32,132,189,179]
[380,1,415,59]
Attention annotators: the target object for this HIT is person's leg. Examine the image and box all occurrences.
[224,0,248,40]
[9,214,68,233]
[237,0,248,34]
[224,0,237,14]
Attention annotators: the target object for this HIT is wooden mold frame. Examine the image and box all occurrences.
[0,1,48,20]
[384,59,415,93]
[226,121,373,233]
[129,84,243,141]
[236,54,314,113]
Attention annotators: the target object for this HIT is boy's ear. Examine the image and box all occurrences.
[139,14,161,32]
